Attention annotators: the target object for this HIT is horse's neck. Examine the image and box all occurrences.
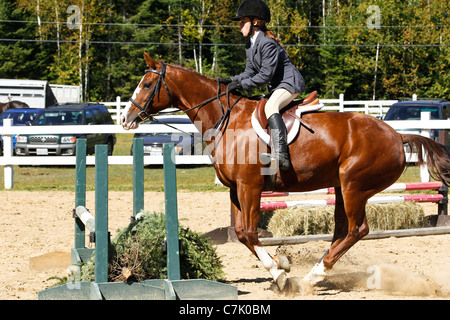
[170,68,240,132]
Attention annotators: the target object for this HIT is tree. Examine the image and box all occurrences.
[0,1,45,80]
[1,0,447,101]
[180,0,212,74]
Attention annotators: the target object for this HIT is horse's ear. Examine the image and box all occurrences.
[144,52,158,69]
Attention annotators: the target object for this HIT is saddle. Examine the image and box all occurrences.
[251,91,323,145]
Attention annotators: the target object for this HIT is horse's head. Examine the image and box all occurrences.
[121,53,174,130]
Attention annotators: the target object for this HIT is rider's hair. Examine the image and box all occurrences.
[253,18,281,43]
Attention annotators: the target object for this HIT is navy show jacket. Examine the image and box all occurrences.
[233,31,305,94]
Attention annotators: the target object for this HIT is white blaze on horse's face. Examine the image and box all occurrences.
[121,75,145,130]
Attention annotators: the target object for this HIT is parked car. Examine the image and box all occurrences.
[15,103,116,156]
[131,117,200,157]
[383,99,450,144]
[0,108,44,155]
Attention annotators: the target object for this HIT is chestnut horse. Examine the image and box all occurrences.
[122,53,450,292]
[0,100,29,114]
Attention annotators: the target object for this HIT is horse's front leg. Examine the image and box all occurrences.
[231,185,290,291]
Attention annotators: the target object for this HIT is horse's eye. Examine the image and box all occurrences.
[143,82,152,89]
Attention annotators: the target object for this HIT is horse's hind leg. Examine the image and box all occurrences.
[323,192,369,267]
[330,187,348,247]
[303,187,370,285]
[303,187,349,284]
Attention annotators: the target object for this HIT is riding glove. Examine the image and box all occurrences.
[217,78,232,85]
[227,80,241,91]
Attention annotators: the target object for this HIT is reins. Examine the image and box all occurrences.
[209,83,242,140]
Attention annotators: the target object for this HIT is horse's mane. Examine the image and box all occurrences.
[168,62,263,101]
[169,63,215,85]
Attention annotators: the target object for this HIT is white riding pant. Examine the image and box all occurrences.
[264,88,299,119]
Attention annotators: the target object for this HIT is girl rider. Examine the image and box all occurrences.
[218,0,305,171]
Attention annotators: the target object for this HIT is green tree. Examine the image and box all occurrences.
[1,0,447,101]
[0,0,44,80]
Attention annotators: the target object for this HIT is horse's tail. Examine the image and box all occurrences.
[402,134,450,186]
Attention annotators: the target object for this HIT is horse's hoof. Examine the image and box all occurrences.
[303,272,326,286]
[274,255,291,273]
[303,263,327,286]
[275,271,288,291]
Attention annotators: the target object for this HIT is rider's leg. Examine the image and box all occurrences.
[264,89,298,171]
[264,89,298,120]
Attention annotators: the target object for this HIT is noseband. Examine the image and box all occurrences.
[129,62,173,121]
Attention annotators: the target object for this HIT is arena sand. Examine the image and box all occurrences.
[1,190,449,300]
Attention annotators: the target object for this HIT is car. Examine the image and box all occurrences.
[131,117,200,157]
[15,103,116,156]
[0,108,44,155]
[383,99,450,144]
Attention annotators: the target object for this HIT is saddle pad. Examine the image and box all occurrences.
[256,91,318,129]
[251,102,324,145]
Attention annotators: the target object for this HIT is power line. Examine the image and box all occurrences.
[0,19,449,29]
[0,38,447,48]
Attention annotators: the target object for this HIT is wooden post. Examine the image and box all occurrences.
[74,139,87,249]
[115,96,121,124]
[163,143,181,281]
[3,119,13,189]
[420,112,431,182]
[133,138,144,217]
[95,145,109,283]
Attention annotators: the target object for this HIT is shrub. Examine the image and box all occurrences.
[78,211,225,283]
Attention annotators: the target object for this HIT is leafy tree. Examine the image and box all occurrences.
[0,0,447,101]
[0,0,43,80]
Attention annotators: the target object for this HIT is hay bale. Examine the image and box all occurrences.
[266,206,335,237]
[366,202,425,231]
[266,202,425,237]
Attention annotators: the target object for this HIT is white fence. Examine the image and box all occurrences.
[102,96,127,124]
[320,93,397,118]
[1,95,449,189]
[0,118,212,189]
[101,93,400,124]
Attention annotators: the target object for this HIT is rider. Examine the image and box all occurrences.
[218,0,305,171]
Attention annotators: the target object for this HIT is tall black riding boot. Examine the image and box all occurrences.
[267,113,290,171]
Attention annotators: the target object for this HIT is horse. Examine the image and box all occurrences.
[0,100,30,114]
[121,53,450,292]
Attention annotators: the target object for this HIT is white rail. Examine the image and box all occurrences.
[1,96,449,189]
[102,93,407,123]
[0,119,212,189]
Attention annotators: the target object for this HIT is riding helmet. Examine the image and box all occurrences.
[231,0,271,22]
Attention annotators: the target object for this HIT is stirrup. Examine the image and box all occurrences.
[259,152,290,172]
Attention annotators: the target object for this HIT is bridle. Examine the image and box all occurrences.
[129,62,173,122]
[128,61,242,138]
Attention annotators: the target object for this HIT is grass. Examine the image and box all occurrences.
[0,133,426,191]
[0,133,228,192]
[3,165,224,192]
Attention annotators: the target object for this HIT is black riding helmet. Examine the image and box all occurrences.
[231,0,271,22]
